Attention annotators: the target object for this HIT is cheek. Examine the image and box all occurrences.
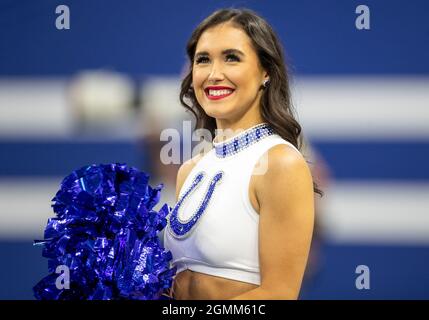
[192,70,206,97]
[229,67,258,89]
[192,68,206,87]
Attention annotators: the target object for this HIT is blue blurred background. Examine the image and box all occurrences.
[0,0,428,299]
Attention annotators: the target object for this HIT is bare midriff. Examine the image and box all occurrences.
[170,269,258,300]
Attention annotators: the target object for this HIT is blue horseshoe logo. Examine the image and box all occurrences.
[168,170,224,238]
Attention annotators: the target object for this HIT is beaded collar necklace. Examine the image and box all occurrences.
[212,122,275,158]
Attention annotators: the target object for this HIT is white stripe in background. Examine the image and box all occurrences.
[0,178,60,240]
[1,179,429,244]
[320,181,429,245]
[292,76,429,140]
[0,178,176,240]
[0,78,72,137]
[1,76,429,139]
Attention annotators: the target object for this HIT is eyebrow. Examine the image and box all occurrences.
[194,48,245,58]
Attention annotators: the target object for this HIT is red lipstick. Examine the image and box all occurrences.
[204,86,235,100]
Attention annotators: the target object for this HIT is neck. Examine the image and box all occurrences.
[214,113,265,143]
[213,119,266,144]
[214,92,265,143]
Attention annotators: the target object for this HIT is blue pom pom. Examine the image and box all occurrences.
[33,163,176,300]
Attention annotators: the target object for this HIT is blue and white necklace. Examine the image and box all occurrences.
[213,122,275,158]
[167,122,275,239]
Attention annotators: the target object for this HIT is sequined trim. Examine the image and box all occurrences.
[213,123,275,158]
[167,171,224,239]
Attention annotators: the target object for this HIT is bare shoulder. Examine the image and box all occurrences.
[175,153,204,201]
[256,143,314,202]
[267,143,310,176]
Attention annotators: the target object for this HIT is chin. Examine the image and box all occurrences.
[202,106,234,120]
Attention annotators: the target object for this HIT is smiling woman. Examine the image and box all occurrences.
[163,8,322,300]
[191,21,268,130]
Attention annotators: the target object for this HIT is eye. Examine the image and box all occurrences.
[195,54,241,64]
[195,56,209,64]
[225,54,240,62]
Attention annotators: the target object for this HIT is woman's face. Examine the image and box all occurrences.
[192,22,268,123]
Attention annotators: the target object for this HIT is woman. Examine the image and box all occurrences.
[163,8,322,300]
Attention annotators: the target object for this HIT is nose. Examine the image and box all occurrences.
[207,61,225,82]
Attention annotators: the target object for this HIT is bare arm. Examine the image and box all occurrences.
[229,144,315,300]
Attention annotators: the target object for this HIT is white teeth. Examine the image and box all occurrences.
[208,89,233,96]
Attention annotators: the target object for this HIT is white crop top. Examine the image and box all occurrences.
[163,123,301,285]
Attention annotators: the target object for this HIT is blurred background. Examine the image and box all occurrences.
[0,0,428,299]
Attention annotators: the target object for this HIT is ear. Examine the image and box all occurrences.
[263,71,269,81]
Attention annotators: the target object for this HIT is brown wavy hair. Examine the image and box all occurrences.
[179,8,323,196]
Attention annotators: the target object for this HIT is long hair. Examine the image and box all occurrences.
[179,8,323,196]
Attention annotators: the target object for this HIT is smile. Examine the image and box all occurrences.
[204,88,235,100]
